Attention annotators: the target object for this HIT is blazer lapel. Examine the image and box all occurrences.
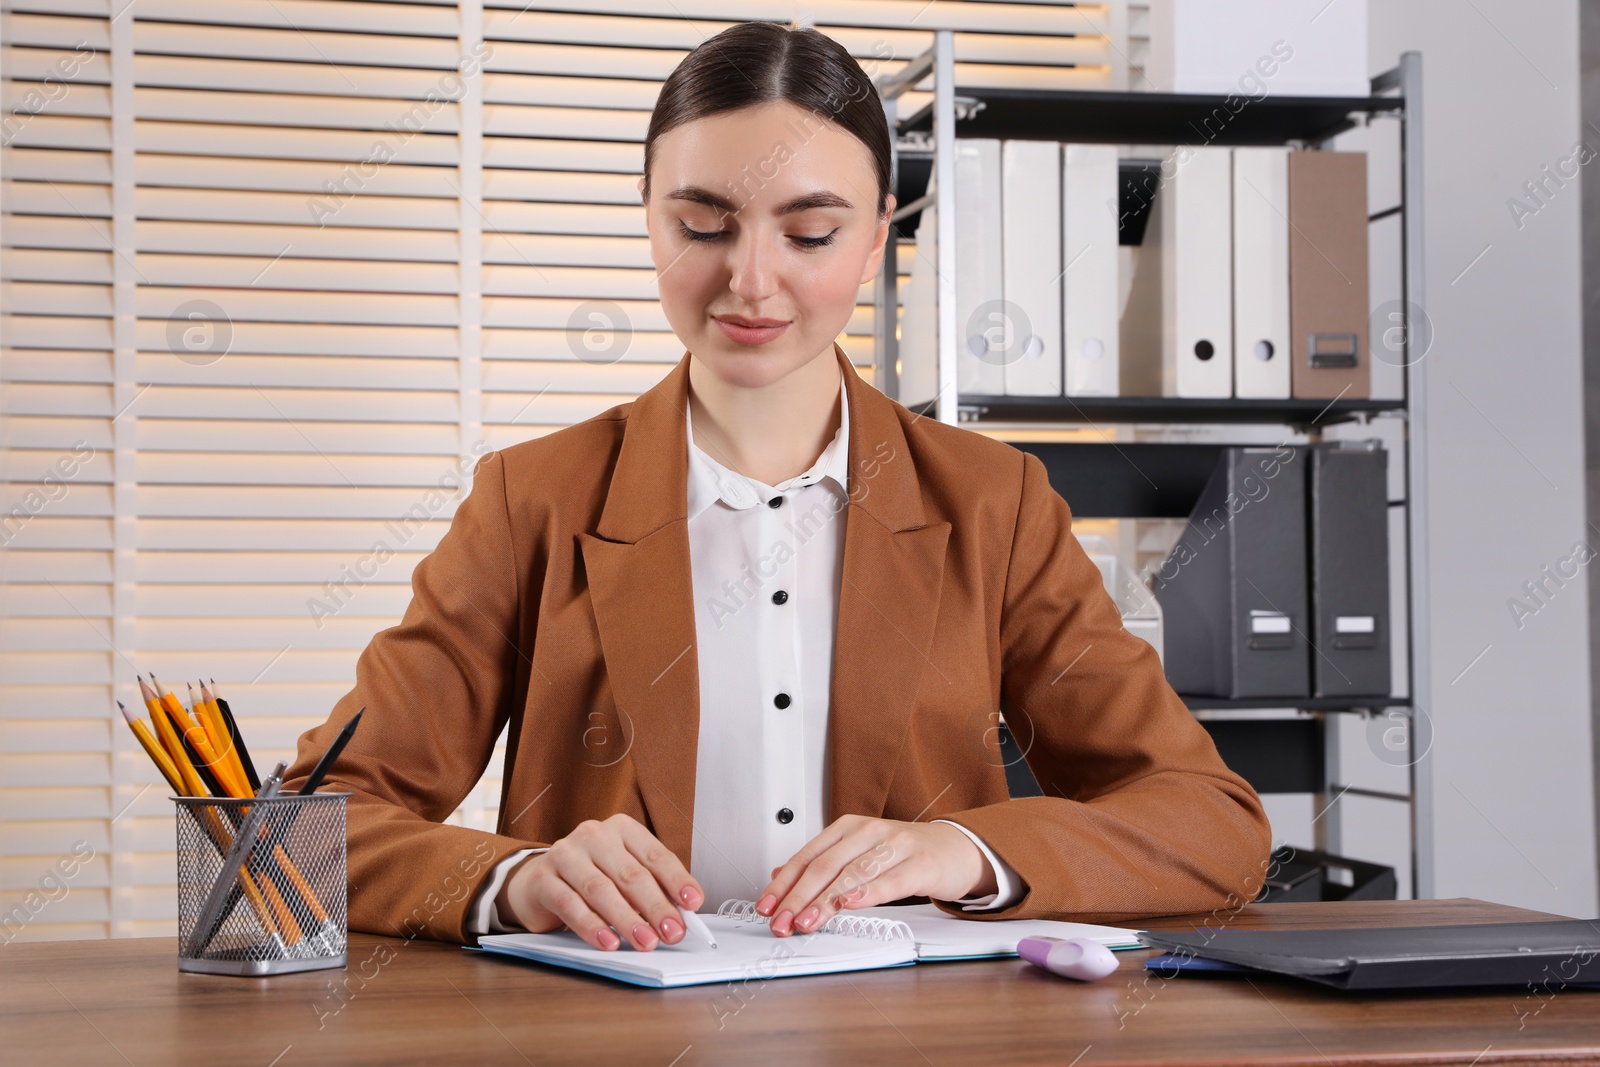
[578,352,700,866]
[826,349,951,823]
[580,343,951,867]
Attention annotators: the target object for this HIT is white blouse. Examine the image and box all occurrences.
[468,364,1020,934]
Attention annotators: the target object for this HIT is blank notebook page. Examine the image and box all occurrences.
[841,903,1144,958]
[476,910,916,989]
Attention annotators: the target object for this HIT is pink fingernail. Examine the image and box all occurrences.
[756,893,778,915]
[661,917,684,942]
[632,924,659,950]
[772,910,793,936]
[797,906,820,930]
[598,928,620,950]
[680,885,700,907]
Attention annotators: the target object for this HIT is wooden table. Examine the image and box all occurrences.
[4,898,1598,1066]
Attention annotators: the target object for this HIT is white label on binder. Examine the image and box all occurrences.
[1335,616,1376,634]
[1249,611,1292,634]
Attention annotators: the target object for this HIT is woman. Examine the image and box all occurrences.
[285,22,1271,952]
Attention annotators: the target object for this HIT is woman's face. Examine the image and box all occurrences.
[639,100,895,390]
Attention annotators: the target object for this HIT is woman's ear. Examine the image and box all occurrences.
[860,192,897,284]
[637,175,648,203]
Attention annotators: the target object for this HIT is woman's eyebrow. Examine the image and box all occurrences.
[664,186,854,216]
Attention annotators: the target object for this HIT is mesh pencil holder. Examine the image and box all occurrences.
[173,793,350,977]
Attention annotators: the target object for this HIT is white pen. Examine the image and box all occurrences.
[678,905,717,950]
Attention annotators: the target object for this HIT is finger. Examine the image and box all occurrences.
[533,866,621,951]
[550,851,659,952]
[772,830,889,935]
[588,829,686,945]
[615,816,704,917]
[825,844,915,915]
[757,816,858,917]
[792,838,908,934]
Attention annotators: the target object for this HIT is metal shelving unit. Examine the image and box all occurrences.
[875,33,1433,898]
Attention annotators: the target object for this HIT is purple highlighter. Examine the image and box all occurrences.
[1017,936,1120,982]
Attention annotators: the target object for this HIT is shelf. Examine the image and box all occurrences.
[1196,718,1324,794]
[907,395,1405,426]
[1011,441,1408,519]
[1181,696,1411,712]
[898,88,1402,147]
[883,37,1430,892]
[893,156,1164,246]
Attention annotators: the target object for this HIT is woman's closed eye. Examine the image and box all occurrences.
[677,221,838,249]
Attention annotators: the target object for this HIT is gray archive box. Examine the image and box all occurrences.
[1309,441,1391,698]
[1154,446,1310,699]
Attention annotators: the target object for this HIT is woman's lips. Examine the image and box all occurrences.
[714,317,791,346]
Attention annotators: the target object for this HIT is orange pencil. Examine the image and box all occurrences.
[142,692,285,940]
[147,674,326,942]
[188,682,233,774]
[160,685,246,798]
[177,707,243,797]
[195,680,250,793]
[195,680,329,928]
[150,699,207,798]
[137,674,165,723]
[136,676,202,786]
[147,701,199,791]
[257,869,305,945]
[174,679,327,936]
[273,847,330,927]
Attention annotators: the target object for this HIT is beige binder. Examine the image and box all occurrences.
[1288,151,1370,399]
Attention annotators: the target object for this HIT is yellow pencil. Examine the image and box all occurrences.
[161,678,327,936]
[151,701,209,798]
[141,692,285,940]
[117,701,183,794]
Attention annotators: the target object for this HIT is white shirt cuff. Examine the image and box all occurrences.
[932,819,1024,911]
[465,848,544,936]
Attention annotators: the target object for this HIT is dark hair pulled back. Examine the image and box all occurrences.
[641,21,892,218]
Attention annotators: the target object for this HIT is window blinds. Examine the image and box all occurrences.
[0,0,1120,941]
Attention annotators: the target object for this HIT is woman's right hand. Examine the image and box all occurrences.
[495,813,704,951]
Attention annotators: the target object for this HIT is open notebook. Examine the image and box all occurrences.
[474,899,1142,988]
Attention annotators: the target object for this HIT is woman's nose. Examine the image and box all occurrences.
[727,232,780,302]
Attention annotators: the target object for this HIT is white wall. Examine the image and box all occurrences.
[1369,1,1596,916]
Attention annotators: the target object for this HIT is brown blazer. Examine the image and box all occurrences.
[286,342,1272,944]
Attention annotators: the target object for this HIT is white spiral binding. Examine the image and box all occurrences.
[715,899,914,943]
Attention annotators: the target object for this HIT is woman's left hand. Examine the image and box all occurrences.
[754,815,997,936]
